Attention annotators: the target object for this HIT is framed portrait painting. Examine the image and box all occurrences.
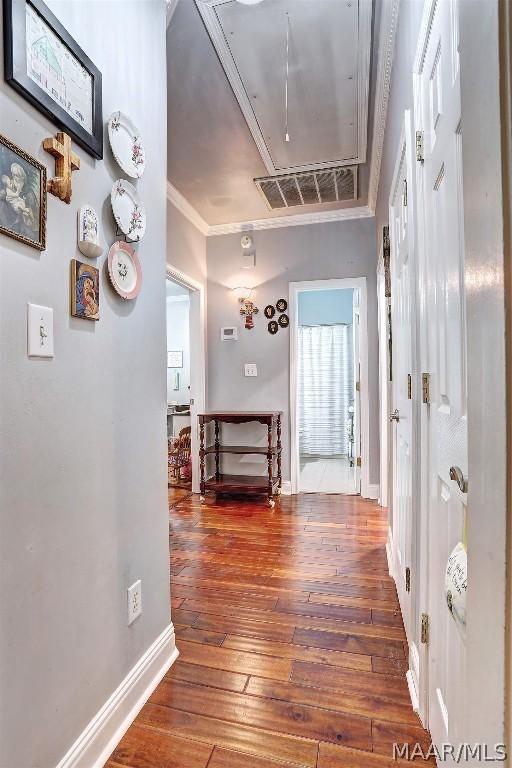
[0,133,46,250]
[3,0,103,158]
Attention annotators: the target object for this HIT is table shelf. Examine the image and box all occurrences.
[198,412,282,505]
[203,444,278,455]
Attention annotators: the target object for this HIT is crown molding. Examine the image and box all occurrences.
[367,0,401,213]
[166,0,180,27]
[166,182,209,236]
[207,206,373,236]
[167,181,372,236]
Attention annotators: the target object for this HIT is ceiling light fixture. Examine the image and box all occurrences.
[235,0,264,5]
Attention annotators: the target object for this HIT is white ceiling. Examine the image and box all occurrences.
[167,0,384,228]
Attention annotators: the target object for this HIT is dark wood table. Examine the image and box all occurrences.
[198,412,282,506]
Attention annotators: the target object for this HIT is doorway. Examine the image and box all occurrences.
[166,279,192,501]
[166,266,206,500]
[290,277,370,497]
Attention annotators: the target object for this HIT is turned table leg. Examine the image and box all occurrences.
[277,414,282,492]
[214,419,220,481]
[267,422,274,506]
[199,419,206,501]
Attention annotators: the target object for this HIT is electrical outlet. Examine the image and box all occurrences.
[244,363,257,377]
[127,580,142,625]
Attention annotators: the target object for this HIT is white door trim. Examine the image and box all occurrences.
[289,277,370,498]
[166,265,206,495]
[377,245,391,509]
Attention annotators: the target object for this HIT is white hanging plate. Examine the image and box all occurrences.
[107,241,142,300]
[108,111,146,178]
[111,179,146,242]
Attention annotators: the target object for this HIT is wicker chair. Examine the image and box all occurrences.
[168,426,192,482]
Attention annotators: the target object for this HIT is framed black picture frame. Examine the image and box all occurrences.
[3,0,103,159]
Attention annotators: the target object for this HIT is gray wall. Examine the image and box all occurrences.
[167,201,206,284]
[0,3,170,766]
[206,219,379,484]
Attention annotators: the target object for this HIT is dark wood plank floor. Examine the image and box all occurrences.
[106,493,432,767]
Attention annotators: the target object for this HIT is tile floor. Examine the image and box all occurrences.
[299,456,356,494]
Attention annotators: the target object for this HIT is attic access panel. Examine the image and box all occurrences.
[195,0,372,176]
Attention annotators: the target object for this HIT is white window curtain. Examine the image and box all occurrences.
[298,324,353,456]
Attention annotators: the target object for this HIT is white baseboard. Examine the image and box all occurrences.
[280,480,292,495]
[361,483,380,500]
[386,527,393,577]
[406,669,420,714]
[56,623,178,768]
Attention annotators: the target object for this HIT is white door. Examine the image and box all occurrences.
[416,0,467,750]
[389,133,413,644]
[352,291,361,494]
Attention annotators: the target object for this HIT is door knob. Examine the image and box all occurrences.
[449,466,468,493]
[389,409,400,423]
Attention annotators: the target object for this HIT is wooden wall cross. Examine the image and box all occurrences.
[43,132,80,204]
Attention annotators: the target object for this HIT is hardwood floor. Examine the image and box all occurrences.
[105,493,432,767]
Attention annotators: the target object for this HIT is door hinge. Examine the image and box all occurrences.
[421,613,430,644]
[405,567,411,593]
[403,179,408,207]
[356,457,362,468]
[355,381,361,392]
[407,373,412,400]
[422,373,430,404]
[416,131,425,163]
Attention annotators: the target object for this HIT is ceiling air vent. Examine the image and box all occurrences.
[255,165,358,210]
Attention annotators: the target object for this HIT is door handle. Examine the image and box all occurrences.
[449,466,468,493]
[389,409,400,423]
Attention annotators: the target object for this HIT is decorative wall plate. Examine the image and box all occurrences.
[111,180,146,242]
[276,298,288,312]
[108,111,145,178]
[268,320,278,335]
[264,304,275,319]
[107,241,142,300]
[278,313,289,328]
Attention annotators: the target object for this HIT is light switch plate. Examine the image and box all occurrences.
[245,363,257,377]
[127,579,142,625]
[27,303,54,358]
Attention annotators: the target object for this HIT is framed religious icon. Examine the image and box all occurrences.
[3,0,103,158]
[0,133,46,250]
[70,259,99,320]
[264,304,275,319]
[276,298,288,313]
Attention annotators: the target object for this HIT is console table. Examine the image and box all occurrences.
[198,412,282,506]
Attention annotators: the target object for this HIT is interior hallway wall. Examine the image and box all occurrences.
[0,2,170,766]
[205,218,379,486]
[166,201,207,285]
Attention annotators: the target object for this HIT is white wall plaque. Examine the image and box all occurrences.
[445,542,467,637]
[167,350,183,368]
